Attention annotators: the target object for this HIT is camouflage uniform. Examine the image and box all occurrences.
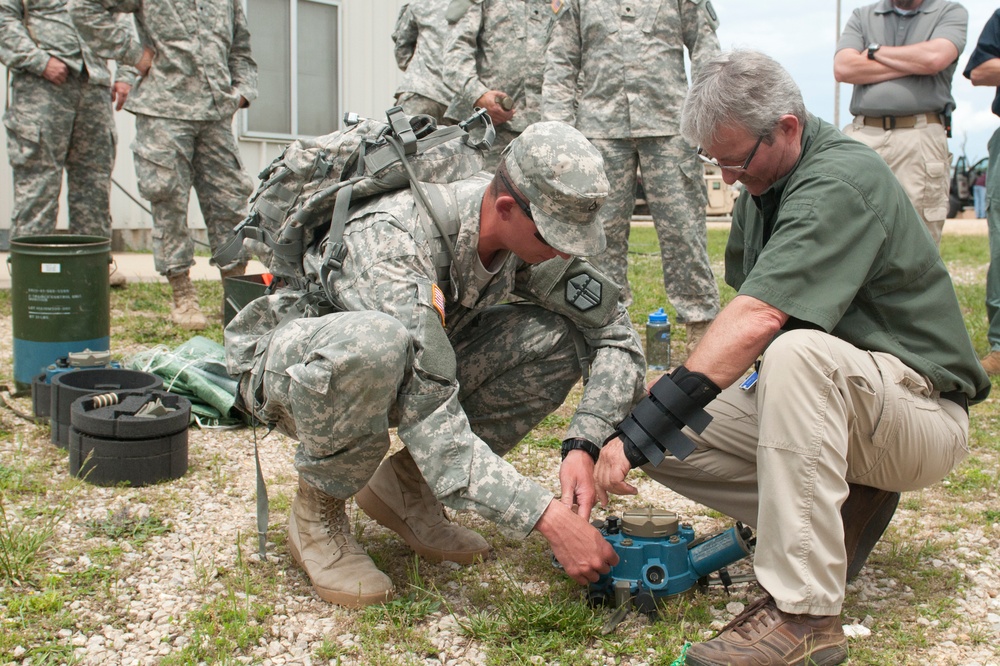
[443,0,565,167]
[542,0,721,320]
[70,0,257,275]
[225,123,646,538]
[393,0,455,124]
[0,0,136,239]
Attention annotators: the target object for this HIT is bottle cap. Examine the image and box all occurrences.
[648,308,668,324]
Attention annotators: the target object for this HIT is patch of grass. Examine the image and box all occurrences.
[517,432,562,452]
[67,544,125,599]
[0,437,50,497]
[0,585,77,663]
[111,280,225,347]
[537,412,572,430]
[161,536,272,665]
[940,233,991,269]
[627,227,737,362]
[456,567,602,665]
[85,505,171,547]
[0,496,63,585]
[162,593,271,664]
[314,638,346,662]
[330,559,444,664]
[943,457,1000,496]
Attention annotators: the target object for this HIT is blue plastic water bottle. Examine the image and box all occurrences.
[646,308,671,371]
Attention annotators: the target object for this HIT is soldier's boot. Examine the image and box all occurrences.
[686,320,713,357]
[109,261,127,289]
[218,263,247,320]
[356,448,490,564]
[287,477,394,608]
[167,271,208,331]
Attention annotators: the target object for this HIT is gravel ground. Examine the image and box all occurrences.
[1,271,999,665]
[2,387,998,665]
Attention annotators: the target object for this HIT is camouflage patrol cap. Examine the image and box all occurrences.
[501,121,609,256]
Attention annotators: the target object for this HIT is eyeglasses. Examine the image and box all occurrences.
[696,135,765,172]
[497,161,534,220]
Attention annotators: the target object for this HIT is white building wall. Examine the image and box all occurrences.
[0,0,406,246]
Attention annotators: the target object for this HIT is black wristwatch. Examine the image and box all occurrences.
[560,438,601,463]
[867,43,881,60]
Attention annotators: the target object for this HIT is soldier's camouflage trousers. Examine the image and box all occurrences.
[247,303,581,502]
[589,135,720,323]
[132,114,252,276]
[3,70,115,239]
[396,92,450,126]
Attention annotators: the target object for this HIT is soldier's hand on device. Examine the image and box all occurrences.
[42,57,69,85]
[534,499,619,585]
[594,437,638,506]
[559,449,598,519]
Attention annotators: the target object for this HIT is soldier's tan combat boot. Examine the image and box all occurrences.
[219,263,247,320]
[167,271,208,331]
[685,320,713,357]
[109,262,127,289]
[356,448,490,564]
[287,477,394,608]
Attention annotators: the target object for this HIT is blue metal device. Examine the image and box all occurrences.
[588,508,755,616]
[31,349,122,419]
[43,349,121,382]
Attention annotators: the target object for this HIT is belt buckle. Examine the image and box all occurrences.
[881,116,895,131]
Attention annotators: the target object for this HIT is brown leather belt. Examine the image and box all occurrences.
[861,113,943,130]
[940,390,969,414]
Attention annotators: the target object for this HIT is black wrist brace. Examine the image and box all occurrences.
[616,365,721,468]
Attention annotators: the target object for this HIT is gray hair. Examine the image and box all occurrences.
[680,50,807,147]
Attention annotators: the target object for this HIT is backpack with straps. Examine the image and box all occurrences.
[214,106,494,295]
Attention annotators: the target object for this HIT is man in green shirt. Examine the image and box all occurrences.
[594,50,989,666]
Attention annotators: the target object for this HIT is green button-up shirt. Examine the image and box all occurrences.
[727,114,990,403]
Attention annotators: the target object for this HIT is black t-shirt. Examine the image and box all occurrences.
[963,9,1000,116]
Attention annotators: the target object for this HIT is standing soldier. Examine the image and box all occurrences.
[0,0,135,286]
[443,0,566,168]
[392,0,456,124]
[543,0,721,354]
[71,0,258,330]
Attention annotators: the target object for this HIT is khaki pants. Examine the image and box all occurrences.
[843,116,950,245]
[642,330,969,616]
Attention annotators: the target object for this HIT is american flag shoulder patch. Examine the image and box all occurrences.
[432,283,446,327]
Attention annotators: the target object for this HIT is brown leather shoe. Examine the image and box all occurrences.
[685,595,847,666]
[842,483,900,582]
[981,350,1000,375]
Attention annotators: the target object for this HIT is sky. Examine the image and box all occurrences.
[709,0,999,163]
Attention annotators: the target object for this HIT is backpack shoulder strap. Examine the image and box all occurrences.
[418,182,463,298]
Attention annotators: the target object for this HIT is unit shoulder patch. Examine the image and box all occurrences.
[565,273,602,312]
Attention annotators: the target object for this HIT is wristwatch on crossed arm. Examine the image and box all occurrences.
[867,43,881,60]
